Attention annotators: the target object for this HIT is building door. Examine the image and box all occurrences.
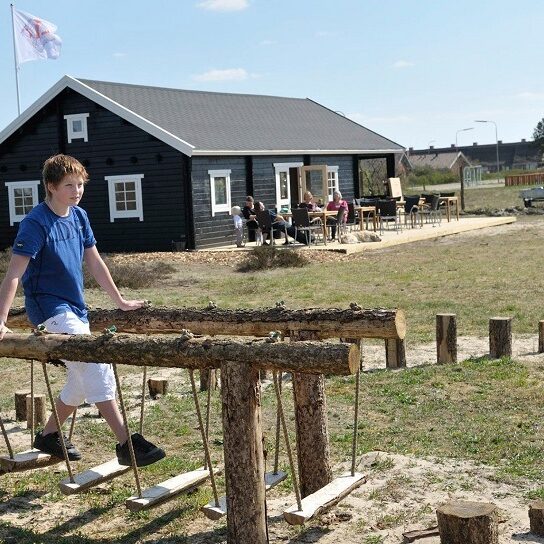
[274,162,303,211]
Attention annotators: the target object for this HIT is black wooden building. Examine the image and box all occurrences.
[0,76,404,251]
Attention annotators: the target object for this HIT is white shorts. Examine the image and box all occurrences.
[43,312,116,406]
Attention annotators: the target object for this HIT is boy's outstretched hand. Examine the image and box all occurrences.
[118,299,147,312]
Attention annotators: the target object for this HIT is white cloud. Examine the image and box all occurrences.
[516,91,544,101]
[113,52,127,59]
[192,68,249,82]
[392,60,414,68]
[196,0,249,11]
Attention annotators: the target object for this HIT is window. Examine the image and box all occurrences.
[105,174,144,222]
[5,180,40,226]
[209,169,231,216]
[327,166,339,201]
[64,113,89,143]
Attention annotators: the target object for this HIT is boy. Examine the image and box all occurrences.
[230,205,245,247]
[0,154,165,467]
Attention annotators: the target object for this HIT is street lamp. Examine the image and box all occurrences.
[455,127,473,148]
[475,120,500,183]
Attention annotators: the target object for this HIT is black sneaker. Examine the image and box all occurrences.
[33,430,82,461]
[116,433,165,467]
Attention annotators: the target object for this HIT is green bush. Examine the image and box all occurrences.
[84,257,176,289]
[407,166,458,187]
[237,245,309,272]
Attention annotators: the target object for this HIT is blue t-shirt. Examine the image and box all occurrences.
[12,202,97,326]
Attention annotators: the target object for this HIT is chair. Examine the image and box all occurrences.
[358,198,378,231]
[346,203,358,231]
[402,195,421,228]
[418,194,442,226]
[387,177,403,200]
[377,199,402,234]
[256,210,287,244]
[291,208,323,245]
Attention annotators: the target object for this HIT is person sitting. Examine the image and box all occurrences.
[241,196,259,243]
[298,191,322,212]
[255,202,309,245]
[326,190,349,240]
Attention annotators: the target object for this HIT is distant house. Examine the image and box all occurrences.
[0,76,404,251]
[399,150,471,180]
[406,140,542,175]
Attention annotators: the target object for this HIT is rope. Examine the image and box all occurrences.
[112,363,142,497]
[41,361,74,482]
[272,370,302,511]
[0,413,14,459]
[68,408,77,442]
[273,371,282,474]
[139,366,147,435]
[188,369,219,507]
[351,366,361,476]
[204,372,212,468]
[29,360,35,449]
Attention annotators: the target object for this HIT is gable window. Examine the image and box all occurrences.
[327,166,339,201]
[209,169,231,216]
[64,113,89,143]
[105,174,144,222]
[5,180,40,226]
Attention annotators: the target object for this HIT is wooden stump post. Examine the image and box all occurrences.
[147,379,168,399]
[385,338,406,369]
[489,317,512,358]
[529,500,544,536]
[538,321,544,354]
[15,390,31,421]
[291,330,332,498]
[26,394,46,427]
[200,369,217,392]
[220,360,267,544]
[436,313,457,364]
[436,500,498,544]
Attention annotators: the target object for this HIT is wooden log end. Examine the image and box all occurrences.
[395,309,407,340]
[529,500,544,536]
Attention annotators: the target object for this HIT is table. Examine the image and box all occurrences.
[438,196,459,222]
[354,206,377,232]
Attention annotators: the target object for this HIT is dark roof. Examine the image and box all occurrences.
[76,78,404,154]
[406,151,470,170]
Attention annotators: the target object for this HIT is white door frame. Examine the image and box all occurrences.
[273,162,303,210]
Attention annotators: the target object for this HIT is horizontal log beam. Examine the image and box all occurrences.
[8,306,406,340]
[0,333,359,376]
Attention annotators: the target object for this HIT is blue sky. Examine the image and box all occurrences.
[1,0,542,150]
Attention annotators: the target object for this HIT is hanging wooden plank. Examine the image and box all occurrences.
[125,467,218,512]
[283,472,366,525]
[202,470,288,520]
[8,306,407,340]
[0,449,62,472]
[59,458,131,495]
[0,333,359,376]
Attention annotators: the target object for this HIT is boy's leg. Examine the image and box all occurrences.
[95,399,128,444]
[42,398,78,435]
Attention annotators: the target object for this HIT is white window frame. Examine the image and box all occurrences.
[209,169,231,217]
[5,180,40,226]
[64,113,89,143]
[327,166,339,201]
[273,162,303,211]
[105,174,144,222]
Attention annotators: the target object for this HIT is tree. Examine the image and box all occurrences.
[533,118,544,149]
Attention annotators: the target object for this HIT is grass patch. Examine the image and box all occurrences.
[236,245,309,272]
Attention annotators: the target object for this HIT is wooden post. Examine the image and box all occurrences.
[26,394,46,427]
[436,500,498,544]
[385,338,406,369]
[221,360,267,544]
[291,330,332,498]
[538,321,544,354]
[15,390,31,421]
[147,379,168,399]
[200,369,217,392]
[489,317,512,358]
[529,500,544,536]
[436,313,457,364]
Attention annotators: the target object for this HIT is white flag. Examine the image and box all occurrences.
[13,9,62,65]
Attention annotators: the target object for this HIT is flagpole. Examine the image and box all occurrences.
[10,3,21,115]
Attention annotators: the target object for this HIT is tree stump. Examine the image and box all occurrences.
[436,313,457,364]
[436,500,498,544]
[200,369,217,392]
[529,500,544,536]
[489,317,512,358]
[538,321,544,354]
[147,379,168,399]
[15,390,31,421]
[26,394,46,427]
[385,338,406,369]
